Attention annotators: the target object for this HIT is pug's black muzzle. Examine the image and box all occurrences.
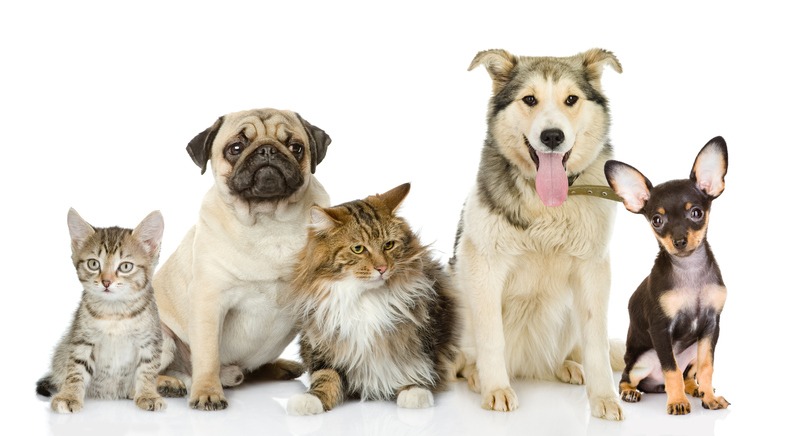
[228,144,304,201]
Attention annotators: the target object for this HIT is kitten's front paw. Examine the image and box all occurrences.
[397,387,434,409]
[591,395,624,420]
[481,387,518,412]
[189,385,228,411]
[287,393,324,416]
[51,394,83,413]
[135,395,166,411]
[557,360,585,385]
[157,375,187,397]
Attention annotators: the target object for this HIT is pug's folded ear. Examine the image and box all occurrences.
[186,116,224,175]
[295,112,331,174]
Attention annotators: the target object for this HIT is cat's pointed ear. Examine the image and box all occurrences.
[67,208,95,251]
[377,183,411,213]
[186,116,224,175]
[133,211,164,256]
[309,206,340,233]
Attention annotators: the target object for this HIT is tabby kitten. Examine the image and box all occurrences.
[36,208,167,413]
[285,183,460,415]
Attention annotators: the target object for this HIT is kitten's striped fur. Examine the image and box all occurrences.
[285,183,460,415]
[36,208,169,413]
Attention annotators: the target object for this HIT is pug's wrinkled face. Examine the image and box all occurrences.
[186,108,331,207]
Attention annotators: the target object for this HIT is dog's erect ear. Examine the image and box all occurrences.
[186,116,224,175]
[605,160,652,214]
[579,48,622,87]
[295,113,332,174]
[469,49,518,94]
[132,210,164,258]
[67,208,96,253]
[375,183,411,214]
[691,136,728,199]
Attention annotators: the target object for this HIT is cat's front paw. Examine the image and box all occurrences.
[397,387,434,409]
[287,393,324,416]
[51,394,83,413]
[157,375,187,397]
[135,394,166,411]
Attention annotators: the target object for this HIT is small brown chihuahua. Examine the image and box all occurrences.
[604,136,730,415]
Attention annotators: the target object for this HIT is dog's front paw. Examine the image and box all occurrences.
[557,360,585,385]
[666,398,691,415]
[591,395,624,420]
[287,393,324,416]
[51,394,83,413]
[397,387,434,409]
[135,394,166,411]
[189,385,228,411]
[157,375,187,397]
[481,387,518,412]
[620,388,642,403]
[702,394,730,410]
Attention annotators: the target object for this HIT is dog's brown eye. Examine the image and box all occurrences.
[651,215,664,229]
[690,207,704,220]
[565,95,579,106]
[289,143,303,157]
[522,96,538,106]
[227,142,244,156]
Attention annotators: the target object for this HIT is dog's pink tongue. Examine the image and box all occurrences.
[535,152,568,207]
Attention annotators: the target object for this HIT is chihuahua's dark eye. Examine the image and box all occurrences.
[522,96,538,106]
[288,143,303,158]
[651,215,664,229]
[226,142,244,156]
[690,207,704,220]
[565,95,579,106]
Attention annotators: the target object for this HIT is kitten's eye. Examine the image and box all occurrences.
[651,215,664,229]
[288,143,303,158]
[226,142,245,156]
[118,262,134,273]
[690,207,704,220]
[565,95,579,106]
[86,259,100,271]
[522,95,538,106]
[351,245,365,254]
[383,241,395,251]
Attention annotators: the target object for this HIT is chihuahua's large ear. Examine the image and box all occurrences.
[605,160,653,213]
[295,112,332,174]
[691,136,728,199]
[469,49,518,94]
[186,116,224,175]
[579,48,622,88]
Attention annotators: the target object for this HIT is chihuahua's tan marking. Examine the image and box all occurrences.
[664,369,690,415]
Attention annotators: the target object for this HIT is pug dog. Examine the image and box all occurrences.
[153,108,332,410]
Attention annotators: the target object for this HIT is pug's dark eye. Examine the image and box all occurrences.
[288,143,303,158]
[522,96,538,106]
[565,95,579,106]
[651,215,664,229]
[690,207,704,220]
[227,142,245,156]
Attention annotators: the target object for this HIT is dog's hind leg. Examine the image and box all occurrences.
[557,360,585,385]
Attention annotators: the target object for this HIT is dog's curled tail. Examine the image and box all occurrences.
[609,338,626,372]
[36,375,55,397]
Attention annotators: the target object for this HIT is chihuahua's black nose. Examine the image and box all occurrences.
[540,129,565,149]
[673,238,688,250]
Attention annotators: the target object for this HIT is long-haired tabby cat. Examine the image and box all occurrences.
[36,208,167,413]
[285,183,460,415]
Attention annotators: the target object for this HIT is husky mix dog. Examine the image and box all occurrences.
[451,48,625,420]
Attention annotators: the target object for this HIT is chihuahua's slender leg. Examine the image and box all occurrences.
[650,330,691,415]
[697,337,730,410]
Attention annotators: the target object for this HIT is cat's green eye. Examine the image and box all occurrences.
[351,245,365,254]
[118,262,134,273]
[86,259,100,271]
[383,241,395,251]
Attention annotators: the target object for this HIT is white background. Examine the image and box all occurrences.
[2,1,797,435]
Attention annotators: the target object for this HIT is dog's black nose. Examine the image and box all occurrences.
[540,129,565,149]
[256,144,278,157]
[673,238,688,250]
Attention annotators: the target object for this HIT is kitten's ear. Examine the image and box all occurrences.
[309,206,340,233]
[604,161,652,214]
[67,208,95,251]
[377,183,411,213]
[186,116,224,175]
[133,211,164,256]
[295,112,332,174]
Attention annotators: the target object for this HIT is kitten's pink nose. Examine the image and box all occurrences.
[375,266,387,275]
[102,280,111,288]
